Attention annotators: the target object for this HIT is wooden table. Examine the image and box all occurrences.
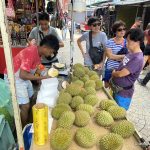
[30,88,143,150]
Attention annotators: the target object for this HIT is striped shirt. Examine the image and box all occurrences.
[106,38,125,70]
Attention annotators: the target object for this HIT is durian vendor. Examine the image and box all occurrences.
[110,28,144,110]
[28,12,64,66]
[4,35,59,127]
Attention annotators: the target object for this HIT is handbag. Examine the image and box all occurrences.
[117,39,128,55]
[89,31,104,64]
[109,78,133,94]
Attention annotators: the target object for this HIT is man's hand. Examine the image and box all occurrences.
[112,69,116,77]
[94,63,103,70]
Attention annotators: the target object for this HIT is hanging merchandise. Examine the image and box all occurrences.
[6,0,15,18]
[32,103,48,146]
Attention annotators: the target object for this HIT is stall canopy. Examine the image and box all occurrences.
[113,0,150,5]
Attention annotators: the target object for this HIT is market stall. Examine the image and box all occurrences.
[30,86,143,150]
[0,0,44,75]
[0,0,149,150]
[27,63,144,150]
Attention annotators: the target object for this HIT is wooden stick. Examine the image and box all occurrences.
[0,1,24,150]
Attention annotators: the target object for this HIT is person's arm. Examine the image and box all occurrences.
[52,28,64,47]
[28,28,37,45]
[143,55,148,68]
[19,69,49,80]
[112,68,130,78]
[106,48,125,61]
[99,33,108,68]
[77,37,85,57]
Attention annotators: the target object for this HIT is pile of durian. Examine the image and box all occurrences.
[50,63,135,150]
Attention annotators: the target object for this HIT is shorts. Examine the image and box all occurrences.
[113,93,131,110]
[4,75,34,105]
[103,69,113,82]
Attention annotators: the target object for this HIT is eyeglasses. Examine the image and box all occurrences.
[117,28,126,32]
[92,23,101,27]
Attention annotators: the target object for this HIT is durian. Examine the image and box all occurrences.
[99,100,117,110]
[57,111,75,129]
[96,111,114,127]
[80,75,89,83]
[51,128,72,150]
[88,71,97,77]
[75,127,97,148]
[75,110,90,127]
[65,83,81,96]
[59,89,66,95]
[51,104,71,120]
[107,106,126,120]
[79,88,87,98]
[57,92,72,104]
[73,63,84,70]
[90,74,99,80]
[85,80,96,88]
[99,133,123,150]
[70,96,84,109]
[85,87,96,95]
[73,80,84,87]
[71,75,79,82]
[48,68,59,77]
[84,67,90,74]
[84,94,99,106]
[73,67,85,78]
[77,104,94,116]
[95,80,103,90]
[111,120,135,138]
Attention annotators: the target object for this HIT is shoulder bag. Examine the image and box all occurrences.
[88,31,104,64]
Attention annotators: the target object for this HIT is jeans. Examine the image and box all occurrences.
[143,71,150,85]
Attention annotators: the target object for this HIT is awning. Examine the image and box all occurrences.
[87,0,112,7]
[113,0,150,6]
[88,0,150,7]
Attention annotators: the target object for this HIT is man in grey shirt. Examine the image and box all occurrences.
[28,12,64,65]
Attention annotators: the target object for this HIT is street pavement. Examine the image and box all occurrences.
[57,28,150,143]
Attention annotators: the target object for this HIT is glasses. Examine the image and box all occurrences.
[117,28,126,32]
[92,23,101,27]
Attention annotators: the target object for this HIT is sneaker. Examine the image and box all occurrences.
[137,78,146,86]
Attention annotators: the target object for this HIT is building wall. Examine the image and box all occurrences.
[116,5,143,29]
